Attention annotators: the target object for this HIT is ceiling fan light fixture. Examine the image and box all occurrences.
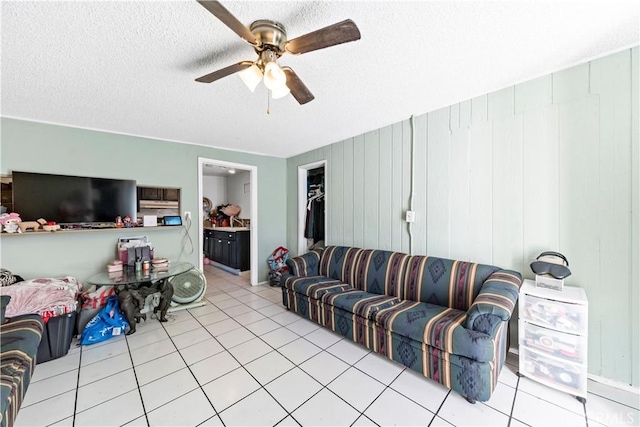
[263,61,287,90]
[239,63,263,92]
[271,83,290,99]
[228,168,236,174]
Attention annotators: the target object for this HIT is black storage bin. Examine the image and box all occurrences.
[37,311,76,364]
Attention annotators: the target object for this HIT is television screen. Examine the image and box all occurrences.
[12,171,136,224]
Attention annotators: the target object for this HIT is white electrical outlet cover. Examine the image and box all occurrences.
[406,211,416,222]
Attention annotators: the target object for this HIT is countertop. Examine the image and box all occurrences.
[204,227,249,232]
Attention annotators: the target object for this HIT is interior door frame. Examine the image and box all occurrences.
[297,159,327,255]
[198,157,258,286]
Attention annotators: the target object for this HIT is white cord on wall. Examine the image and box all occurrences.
[178,215,194,261]
[409,115,416,255]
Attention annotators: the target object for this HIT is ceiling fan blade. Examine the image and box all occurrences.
[283,67,315,105]
[196,1,258,45]
[285,19,361,55]
[195,61,252,83]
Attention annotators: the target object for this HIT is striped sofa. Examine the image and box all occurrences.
[281,246,522,403]
[1,313,43,427]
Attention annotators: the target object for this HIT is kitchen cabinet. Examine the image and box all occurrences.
[204,229,250,271]
[137,187,180,201]
[162,188,180,201]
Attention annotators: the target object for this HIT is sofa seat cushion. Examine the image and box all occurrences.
[283,275,353,299]
[373,301,495,362]
[322,289,401,320]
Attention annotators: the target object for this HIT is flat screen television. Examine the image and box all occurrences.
[12,171,137,224]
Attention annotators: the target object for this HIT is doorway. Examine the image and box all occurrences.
[297,160,327,255]
[198,157,258,286]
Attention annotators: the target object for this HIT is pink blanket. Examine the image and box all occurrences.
[0,276,82,320]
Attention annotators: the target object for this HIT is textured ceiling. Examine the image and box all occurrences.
[2,1,638,158]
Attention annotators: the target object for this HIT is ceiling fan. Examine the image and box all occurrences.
[194,1,361,105]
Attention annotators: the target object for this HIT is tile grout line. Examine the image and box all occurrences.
[71,346,82,427]
[189,304,296,424]
[171,282,428,426]
[353,367,408,426]
[429,389,451,426]
[121,330,151,427]
[219,294,450,424]
[158,310,224,426]
[506,375,520,427]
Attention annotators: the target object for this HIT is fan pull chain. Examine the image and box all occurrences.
[267,90,270,114]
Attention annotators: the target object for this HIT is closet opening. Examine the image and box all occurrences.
[297,160,327,255]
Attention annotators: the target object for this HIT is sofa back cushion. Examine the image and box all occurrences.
[352,249,410,296]
[286,249,322,276]
[318,246,363,284]
[399,256,500,311]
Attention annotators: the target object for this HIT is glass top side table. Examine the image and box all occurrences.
[87,262,194,286]
[87,262,194,334]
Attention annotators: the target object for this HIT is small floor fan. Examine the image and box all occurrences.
[167,268,207,312]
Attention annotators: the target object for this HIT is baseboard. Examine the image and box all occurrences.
[257,281,269,287]
[167,299,207,313]
[508,347,639,394]
[587,374,640,395]
[210,261,241,276]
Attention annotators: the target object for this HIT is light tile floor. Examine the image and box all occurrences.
[15,266,640,426]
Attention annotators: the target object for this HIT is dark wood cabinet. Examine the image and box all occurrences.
[137,187,180,202]
[139,187,162,200]
[204,229,250,271]
[203,231,211,258]
[163,188,180,201]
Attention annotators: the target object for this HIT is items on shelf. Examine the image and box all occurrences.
[107,260,123,273]
[152,257,170,270]
[0,212,21,233]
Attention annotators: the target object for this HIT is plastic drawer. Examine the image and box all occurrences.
[519,320,587,365]
[520,293,588,335]
[37,312,76,364]
[521,347,587,398]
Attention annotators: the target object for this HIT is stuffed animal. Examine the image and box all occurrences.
[18,221,40,233]
[0,213,21,233]
[38,218,60,232]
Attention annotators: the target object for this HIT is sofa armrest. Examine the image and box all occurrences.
[285,249,322,277]
[465,270,522,333]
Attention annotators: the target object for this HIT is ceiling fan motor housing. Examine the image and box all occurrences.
[250,20,287,54]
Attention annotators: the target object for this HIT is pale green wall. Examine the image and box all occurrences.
[0,118,287,283]
[287,47,640,387]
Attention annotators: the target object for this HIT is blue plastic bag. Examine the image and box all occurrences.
[80,296,129,345]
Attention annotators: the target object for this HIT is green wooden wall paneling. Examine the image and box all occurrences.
[391,123,404,251]
[378,126,393,251]
[589,50,633,383]
[426,108,449,258]
[631,46,639,388]
[343,138,355,248]
[468,120,492,264]
[285,47,639,387]
[363,130,379,249]
[413,114,428,256]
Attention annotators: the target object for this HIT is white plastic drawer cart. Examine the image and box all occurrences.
[518,279,588,403]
